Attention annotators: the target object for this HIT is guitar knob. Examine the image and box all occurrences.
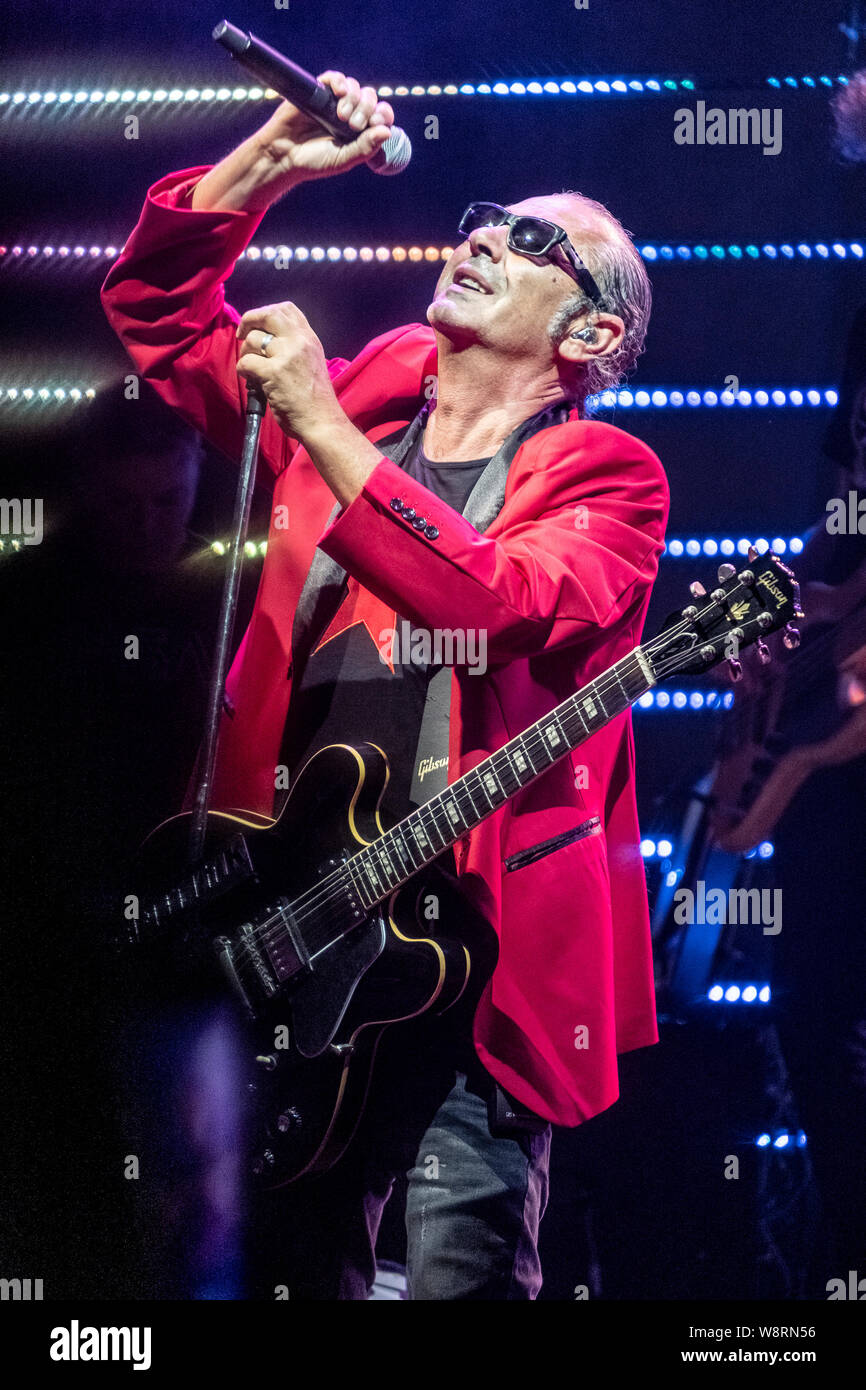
[251,1148,275,1176]
[255,1054,278,1070]
[276,1108,302,1133]
[727,658,743,682]
[689,581,707,598]
[747,544,759,561]
[717,563,736,581]
[783,624,800,650]
[756,639,771,665]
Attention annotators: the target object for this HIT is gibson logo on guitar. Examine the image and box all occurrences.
[756,567,790,609]
[128,550,800,1188]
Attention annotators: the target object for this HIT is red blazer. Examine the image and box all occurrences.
[101,167,670,1127]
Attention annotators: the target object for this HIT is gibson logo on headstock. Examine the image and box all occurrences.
[756,567,787,609]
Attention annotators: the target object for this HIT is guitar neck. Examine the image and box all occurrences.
[347,646,655,910]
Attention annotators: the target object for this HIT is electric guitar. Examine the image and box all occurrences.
[128,551,800,1188]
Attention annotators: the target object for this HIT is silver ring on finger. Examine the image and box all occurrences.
[258,332,275,357]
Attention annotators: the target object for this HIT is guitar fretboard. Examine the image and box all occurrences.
[345,646,654,911]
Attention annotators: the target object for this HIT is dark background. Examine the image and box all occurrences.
[0,0,861,1302]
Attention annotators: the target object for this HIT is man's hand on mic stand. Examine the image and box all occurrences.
[235,301,385,509]
[191,72,394,212]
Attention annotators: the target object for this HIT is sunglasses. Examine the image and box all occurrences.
[457,201,603,304]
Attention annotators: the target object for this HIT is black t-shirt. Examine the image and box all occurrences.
[279,434,492,831]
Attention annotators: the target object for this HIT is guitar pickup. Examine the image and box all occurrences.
[260,898,313,984]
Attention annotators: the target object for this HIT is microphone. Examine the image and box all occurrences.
[213,20,412,176]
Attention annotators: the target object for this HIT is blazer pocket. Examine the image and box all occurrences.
[504,816,601,873]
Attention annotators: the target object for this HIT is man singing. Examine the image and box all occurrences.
[102,72,669,1300]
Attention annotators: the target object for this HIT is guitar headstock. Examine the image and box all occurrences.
[645,548,803,684]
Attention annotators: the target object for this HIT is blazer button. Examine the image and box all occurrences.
[390,496,403,511]
[424,524,439,540]
[402,506,416,521]
[411,515,427,530]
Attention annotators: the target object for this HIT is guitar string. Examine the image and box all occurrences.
[227,593,792,978]
[233,625,761,975]
[228,656,650,973]
[229,635,697,972]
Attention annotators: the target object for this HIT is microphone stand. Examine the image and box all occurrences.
[188,382,267,868]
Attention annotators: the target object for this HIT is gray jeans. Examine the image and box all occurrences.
[249,1012,552,1300]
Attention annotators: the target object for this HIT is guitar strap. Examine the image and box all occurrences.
[290,394,575,808]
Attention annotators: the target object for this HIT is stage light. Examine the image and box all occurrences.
[672,691,687,708]
[640,840,656,858]
[657,839,673,856]
[725,985,741,1001]
[759,986,771,1002]
[741,986,758,1002]
[708,986,724,1002]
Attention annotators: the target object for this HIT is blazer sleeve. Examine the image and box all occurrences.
[318,420,669,664]
[99,165,351,478]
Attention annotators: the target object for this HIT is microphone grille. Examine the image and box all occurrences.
[369,127,412,176]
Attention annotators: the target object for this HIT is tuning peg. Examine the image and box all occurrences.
[727,658,743,682]
[689,580,707,598]
[756,638,771,665]
[717,563,736,582]
[747,544,759,562]
[792,581,805,620]
[783,623,800,650]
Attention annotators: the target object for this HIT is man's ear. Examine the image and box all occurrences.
[558,312,625,368]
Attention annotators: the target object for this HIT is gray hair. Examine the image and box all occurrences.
[547,191,652,413]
